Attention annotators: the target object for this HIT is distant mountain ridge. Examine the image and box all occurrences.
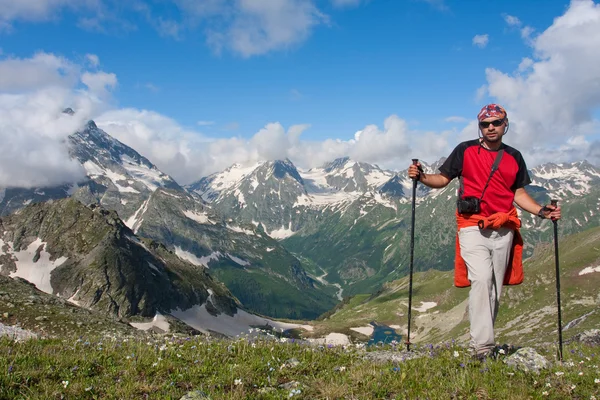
[1,114,599,322]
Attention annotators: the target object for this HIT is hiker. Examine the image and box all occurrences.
[407,103,561,360]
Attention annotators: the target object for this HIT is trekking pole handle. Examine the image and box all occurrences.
[411,159,423,180]
[550,199,559,221]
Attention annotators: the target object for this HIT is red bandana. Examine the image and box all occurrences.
[477,104,507,121]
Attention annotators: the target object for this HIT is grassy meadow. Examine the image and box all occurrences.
[1,331,599,400]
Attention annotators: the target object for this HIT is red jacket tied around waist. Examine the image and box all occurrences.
[454,207,524,287]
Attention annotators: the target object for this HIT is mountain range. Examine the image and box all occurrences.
[1,111,599,340]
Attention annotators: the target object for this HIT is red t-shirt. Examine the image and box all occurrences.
[439,140,531,217]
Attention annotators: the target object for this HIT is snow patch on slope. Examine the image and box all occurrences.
[1,238,68,294]
[171,291,312,338]
[130,312,171,332]
[174,247,222,268]
[184,210,214,225]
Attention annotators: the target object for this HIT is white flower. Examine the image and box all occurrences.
[152,362,158,367]
[498,349,506,355]
[339,366,346,372]
[542,391,548,396]
[555,371,564,376]
[62,380,69,389]
[234,379,243,386]
[546,383,552,387]
[251,343,256,348]
[453,351,459,358]
[571,385,576,390]
[595,378,600,384]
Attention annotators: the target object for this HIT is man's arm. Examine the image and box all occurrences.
[419,172,452,188]
[407,163,451,188]
[514,187,562,220]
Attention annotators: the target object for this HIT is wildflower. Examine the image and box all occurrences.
[234,379,242,386]
[8,366,13,373]
[460,363,465,368]
[498,348,506,355]
[289,388,301,397]
[591,396,597,400]
[152,362,158,367]
[571,385,576,390]
[62,381,69,389]
[177,354,181,358]
[555,371,564,376]
[251,343,257,348]
[595,378,600,384]
[85,387,92,392]
[507,372,514,376]
[453,351,459,358]
[546,383,552,388]
[339,366,346,372]
[542,391,548,396]
[579,372,584,376]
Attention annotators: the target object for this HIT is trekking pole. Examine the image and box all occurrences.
[406,159,420,351]
[551,199,564,361]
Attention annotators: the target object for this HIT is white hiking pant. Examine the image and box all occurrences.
[458,225,515,355]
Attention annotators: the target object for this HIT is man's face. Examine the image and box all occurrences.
[479,117,506,143]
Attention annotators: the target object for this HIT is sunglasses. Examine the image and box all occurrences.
[479,119,505,128]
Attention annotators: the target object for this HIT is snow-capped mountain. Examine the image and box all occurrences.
[187,157,430,239]
[67,120,182,222]
[187,156,600,296]
[530,160,600,198]
[0,117,337,319]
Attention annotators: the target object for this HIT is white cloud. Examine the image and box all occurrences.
[504,14,521,26]
[0,52,115,189]
[0,1,332,58]
[472,34,489,48]
[0,0,100,29]
[213,0,328,57]
[197,120,215,126]
[0,52,78,92]
[85,53,100,67]
[91,111,450,184]
[479,0,600,165]
[81,71,117,98]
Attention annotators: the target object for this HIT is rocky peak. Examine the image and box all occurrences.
[323,157,351,173]
[270,159,304,184]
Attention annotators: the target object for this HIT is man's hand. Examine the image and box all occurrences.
[540,204,562,221]
[408,162,423,181]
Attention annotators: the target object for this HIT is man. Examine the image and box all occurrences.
[407,103,561,359]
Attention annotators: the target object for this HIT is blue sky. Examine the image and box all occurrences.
[1,0,599,186]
